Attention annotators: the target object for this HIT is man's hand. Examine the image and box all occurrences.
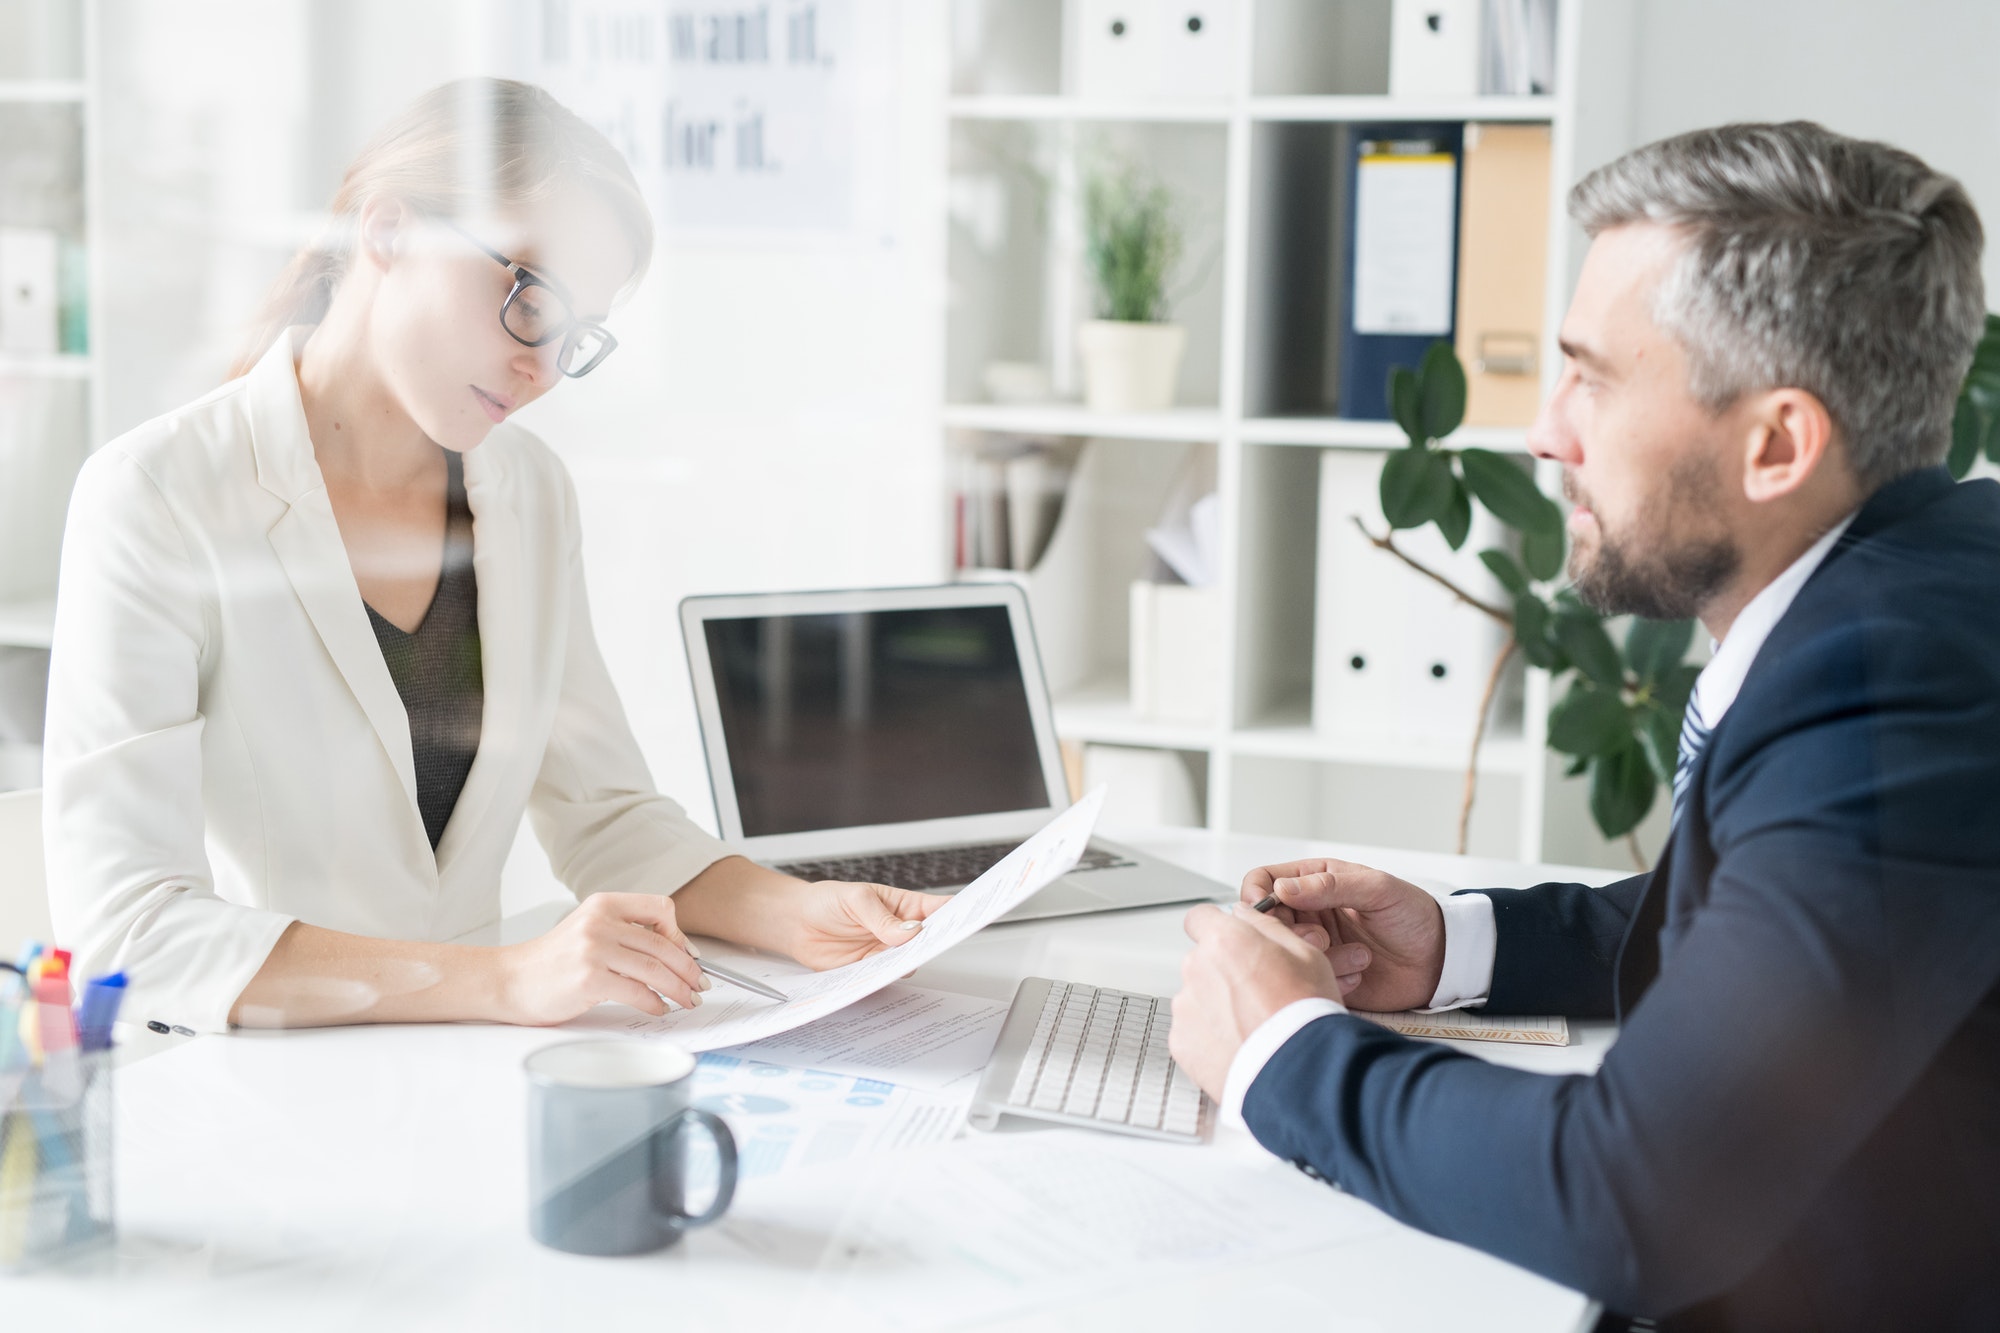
[1169,902,1360,1100]
[1240,858,1447,1014]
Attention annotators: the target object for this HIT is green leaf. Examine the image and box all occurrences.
[1653,662,1702,720]
[1638,705,1681,783]
[1520,524,1567,581]
[1949,396,1983,480]
[1589,739,1658,839]
[1458,449,1562,536]
[1547,682,1632,757]
[1625,617,1694,683]
[1962,312,2000,416]
[1553,611,1624,688]
[1986,404,2000,467]
[1512,594,1564,670]
[1389,366,1424,445]
[1435,477,1472,550]
[1379,448,1456,530]
[1564,753,1589,777]
[1479,548,1530,596]
[1419,341,1468,442]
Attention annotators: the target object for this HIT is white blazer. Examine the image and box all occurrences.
[43,330,733,1030]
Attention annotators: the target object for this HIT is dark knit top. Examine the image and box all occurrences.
[365,450,483,851]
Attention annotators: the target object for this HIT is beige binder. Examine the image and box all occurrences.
[1454,123,1553,427]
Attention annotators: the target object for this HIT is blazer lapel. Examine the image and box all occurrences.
[247,332,422,825]
[433,443,527,874]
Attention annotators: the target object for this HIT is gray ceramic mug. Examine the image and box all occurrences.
[524,1039,738,1256]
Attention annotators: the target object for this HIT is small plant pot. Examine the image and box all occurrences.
[1077,320,1186,413]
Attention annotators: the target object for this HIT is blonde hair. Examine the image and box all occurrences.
[229,78,653,379]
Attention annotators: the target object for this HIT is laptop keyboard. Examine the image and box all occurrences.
[774,840,1135,891]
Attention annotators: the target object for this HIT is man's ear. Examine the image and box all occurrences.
[1741,388,1838,504]
[355,196,408,272]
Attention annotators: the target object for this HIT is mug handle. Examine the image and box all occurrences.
[653,1108,738,1230]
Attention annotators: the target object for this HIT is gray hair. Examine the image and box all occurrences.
[1570,121,1985,490]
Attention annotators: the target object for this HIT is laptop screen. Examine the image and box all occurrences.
[703,604,1052,837]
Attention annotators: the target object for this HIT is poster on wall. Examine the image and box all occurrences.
[516,0,898,243]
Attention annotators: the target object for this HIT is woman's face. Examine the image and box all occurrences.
[369,189,639,453]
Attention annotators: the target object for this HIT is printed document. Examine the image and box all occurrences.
[690,1052,967,1180]
[717,1128,1395,1328]
[567,790,1103,1052]
[725,984,1008,1093]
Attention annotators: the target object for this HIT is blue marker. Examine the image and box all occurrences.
[77,973,128,1053]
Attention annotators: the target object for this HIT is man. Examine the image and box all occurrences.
[1170,122,2000,1332]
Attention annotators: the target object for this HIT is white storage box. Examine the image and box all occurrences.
[1130,580,1220,726]
[1311,450,1509,747]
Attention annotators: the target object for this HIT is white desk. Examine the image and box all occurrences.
[10,830,1618,1331]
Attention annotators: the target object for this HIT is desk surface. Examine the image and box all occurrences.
[13,829,1614,1332]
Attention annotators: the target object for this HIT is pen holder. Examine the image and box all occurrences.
[0,1051,115,1271]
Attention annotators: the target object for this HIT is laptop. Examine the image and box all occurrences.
[680,583,1222,921]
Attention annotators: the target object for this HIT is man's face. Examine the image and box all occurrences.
[1528,224,1743,621]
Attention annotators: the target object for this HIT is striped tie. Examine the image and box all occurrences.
[1671,700,1713,828]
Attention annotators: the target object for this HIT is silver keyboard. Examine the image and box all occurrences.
[969,978,1210,1143]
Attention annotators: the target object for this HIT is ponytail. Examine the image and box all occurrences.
[225,227,349,380]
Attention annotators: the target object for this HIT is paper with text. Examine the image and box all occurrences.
[717,1128,1394,1328]
[566,789,1104,1052]
[1357,1008,1569,1045]
[725,985,1008,1093]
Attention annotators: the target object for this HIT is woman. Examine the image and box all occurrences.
[43,79,940,1032]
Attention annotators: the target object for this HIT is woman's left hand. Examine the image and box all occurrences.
[787,880,950,970]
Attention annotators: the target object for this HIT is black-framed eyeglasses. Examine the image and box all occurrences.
[442,219,618,378]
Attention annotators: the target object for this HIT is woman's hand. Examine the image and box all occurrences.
[785,880,950,970]
[494,892,710,1025]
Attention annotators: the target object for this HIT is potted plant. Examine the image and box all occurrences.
[1362,319,2000,866]
[1077,160,1186,412]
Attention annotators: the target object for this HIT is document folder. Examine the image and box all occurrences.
[1336,123,1464,421]
[1454,122,1552,427]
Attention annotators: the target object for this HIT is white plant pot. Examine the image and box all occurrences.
[1077,320,1186,413]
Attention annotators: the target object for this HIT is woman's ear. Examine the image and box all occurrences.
[355,196,408,271]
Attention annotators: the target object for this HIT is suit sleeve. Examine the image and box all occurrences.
[43,449,295,1032]
[1242,617,2000,1316]
[525,465,735,900]
[1462,871,1649,1018]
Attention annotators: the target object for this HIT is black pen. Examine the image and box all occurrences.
[1250,892,1282,913]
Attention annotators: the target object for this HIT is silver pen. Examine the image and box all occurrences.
[696,959,789,1002]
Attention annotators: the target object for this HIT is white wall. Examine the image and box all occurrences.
[1623,0,2000,298]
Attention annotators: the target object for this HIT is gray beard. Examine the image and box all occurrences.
[1570,528,1739,620]
[1567,457,1740,621]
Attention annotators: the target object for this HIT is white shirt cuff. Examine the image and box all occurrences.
[1222,997,1345,1123]
[1423,891,1497,1012]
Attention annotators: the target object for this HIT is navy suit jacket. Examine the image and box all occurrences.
[1244,467,2000,1331]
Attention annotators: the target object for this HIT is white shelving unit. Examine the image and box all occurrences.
[943,1,1643,865]
[0,0,101,788]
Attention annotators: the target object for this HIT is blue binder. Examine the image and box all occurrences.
[1336,123,1465,421]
